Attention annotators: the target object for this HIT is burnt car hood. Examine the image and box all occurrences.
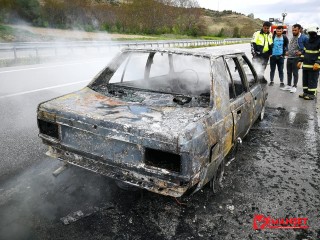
[39,87,210,148]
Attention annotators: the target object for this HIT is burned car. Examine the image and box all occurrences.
[37,48,267,197]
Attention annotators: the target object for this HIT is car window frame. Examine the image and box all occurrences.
[223,54,249,100]
[238,54,259,88]
[218,56,236,101]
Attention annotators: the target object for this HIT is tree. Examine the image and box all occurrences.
[159,0,199,8]
[41,0,67,27]
[0,0,41,23]
[232,26,240,38]
[247,13,254,19]
[217,28,225,37]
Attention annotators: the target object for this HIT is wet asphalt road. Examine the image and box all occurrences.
[0,44,320,240]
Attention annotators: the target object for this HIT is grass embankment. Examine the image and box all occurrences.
[0,24,55,42]
[0,24,227,42]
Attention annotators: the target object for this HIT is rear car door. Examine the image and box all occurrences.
[224,55,254,140]
[239,54,264,122]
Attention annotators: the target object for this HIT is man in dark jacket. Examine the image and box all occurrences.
[251,21,273,79]
[297,27,320,100]
[282,24,308,93]
[269,26,288,86]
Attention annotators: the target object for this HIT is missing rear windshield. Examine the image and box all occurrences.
[90,51,212,100]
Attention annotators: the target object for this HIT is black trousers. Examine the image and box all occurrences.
[286,58,300,87]
[270,55,284,82]
[302,69,319,95]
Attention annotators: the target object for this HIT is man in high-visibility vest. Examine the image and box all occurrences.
[251,22,273,81]
[297,26,320,100]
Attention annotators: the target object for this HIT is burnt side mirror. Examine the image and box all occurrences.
[259,76,268,84]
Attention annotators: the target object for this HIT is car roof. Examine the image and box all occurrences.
[121,47,244,58]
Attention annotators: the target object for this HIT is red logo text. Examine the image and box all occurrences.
[253,214,309,230]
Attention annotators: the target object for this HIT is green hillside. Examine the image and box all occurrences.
[0,0,264,42]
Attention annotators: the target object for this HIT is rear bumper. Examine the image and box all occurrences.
[46,145,196,197]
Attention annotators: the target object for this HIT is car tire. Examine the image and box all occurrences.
[258,106,265,121]
[210,163,224,193]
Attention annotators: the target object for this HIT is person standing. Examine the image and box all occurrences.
[282,24,308,93]
[269,26,288,86]
[297,27,320,100]
[251,21,273,80]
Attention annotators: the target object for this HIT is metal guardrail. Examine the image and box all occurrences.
[0,38,251,61]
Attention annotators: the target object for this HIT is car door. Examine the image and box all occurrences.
[239,54,264,122]
[224,55,254,140]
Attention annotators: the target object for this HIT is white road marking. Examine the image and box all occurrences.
[0,80,89,99]
[0,59,106,74]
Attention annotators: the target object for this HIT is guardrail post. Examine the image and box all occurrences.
[36,47,39,60]
[13,47,17,61]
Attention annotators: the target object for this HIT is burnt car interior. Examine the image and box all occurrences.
[90,51,212,106]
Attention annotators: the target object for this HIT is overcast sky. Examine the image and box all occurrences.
[197,0,319,28]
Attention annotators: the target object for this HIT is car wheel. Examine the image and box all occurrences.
[209,163,224,193]
[259,106,265,121]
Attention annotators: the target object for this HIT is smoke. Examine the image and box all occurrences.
[0,19,125,239]
[0,158,117,240]
[1,22,122,68]
[251,58,266,79]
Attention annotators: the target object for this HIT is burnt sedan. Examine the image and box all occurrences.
[37,48,267,197]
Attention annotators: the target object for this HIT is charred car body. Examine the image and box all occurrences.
[37,48,267,197]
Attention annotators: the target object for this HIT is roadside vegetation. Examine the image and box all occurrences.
[0,0,263,42]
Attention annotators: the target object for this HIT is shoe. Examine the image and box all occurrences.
[281,85,292,91]
[299,93,307,98]
[280,82,285,87]
[269,81,274,86]
[304,94,315,100]
[290,87,297,93]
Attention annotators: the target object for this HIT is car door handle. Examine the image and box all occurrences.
[237,109,241,115]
